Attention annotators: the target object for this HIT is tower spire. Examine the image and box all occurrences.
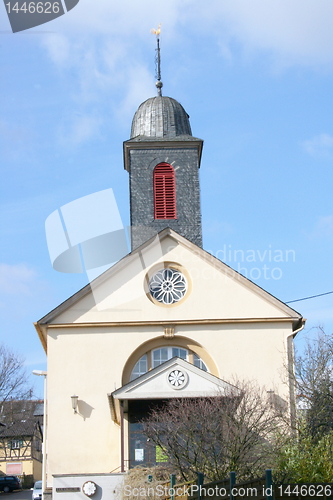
[151,24,163,96]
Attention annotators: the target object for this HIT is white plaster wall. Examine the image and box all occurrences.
[52,473,124,500]
[44,234,298,486]
[46,321,291,484]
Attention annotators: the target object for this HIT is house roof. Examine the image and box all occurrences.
[0,420,37,438]
[0,400,43,439]
[130,96,193,139]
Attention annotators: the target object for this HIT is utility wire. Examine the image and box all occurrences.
[286,290,333,304]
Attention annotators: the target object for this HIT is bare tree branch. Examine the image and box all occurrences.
[142,380,288,481]
[0,344,33,405]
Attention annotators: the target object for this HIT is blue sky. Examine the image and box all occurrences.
[1,0,333,396]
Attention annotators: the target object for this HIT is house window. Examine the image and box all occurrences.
[8,440,23,449]
[130,354,148,381]
[193,353,208,372]
[130,347,208,381]
[152,347,187,368]
[153,163,176,219]
[34,438,42,452]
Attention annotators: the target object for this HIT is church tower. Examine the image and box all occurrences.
[123,36,203,251]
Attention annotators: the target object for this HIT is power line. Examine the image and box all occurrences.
[286,290,333,304]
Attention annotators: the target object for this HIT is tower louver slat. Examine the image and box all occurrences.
[154,163,176,219]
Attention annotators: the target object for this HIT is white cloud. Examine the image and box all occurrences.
[187,0,333,68]
[308,215,333,240]
[51,0,181,38]
[0,120,35,162]
[113,65,154,127]
[42,1,333,68]
[70,115,101,144]
[0,263,37,296]
[35,0,333,146]
[205,219,233,236]
[58,113,103,146]
[302,133,333,158]
[40,28,157,143]
[41,33,71,66]
[0,263,53,318]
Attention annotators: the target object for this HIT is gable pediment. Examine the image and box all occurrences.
[37,228,302,331]
[111,357,238,401]
[108,357,239,424]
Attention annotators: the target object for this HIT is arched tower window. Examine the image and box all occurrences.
[153,163,176,219]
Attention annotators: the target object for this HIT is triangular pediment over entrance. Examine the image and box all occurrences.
[108,357,239,423]
[111,357,238,401]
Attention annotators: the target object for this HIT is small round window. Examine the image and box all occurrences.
[149,268,187,305]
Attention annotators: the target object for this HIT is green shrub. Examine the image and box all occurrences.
[276,430,333,483]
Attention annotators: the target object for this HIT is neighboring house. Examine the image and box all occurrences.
[0,400,43,486]
[35,87,304,499]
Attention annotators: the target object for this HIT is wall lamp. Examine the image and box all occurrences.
[32,370,47,377]
[71,395,79,414]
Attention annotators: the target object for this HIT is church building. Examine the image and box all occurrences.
[35,52,304,499]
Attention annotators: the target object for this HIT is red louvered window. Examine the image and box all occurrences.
[154,163,177,219]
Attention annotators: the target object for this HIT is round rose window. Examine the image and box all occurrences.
[167,369,188,389]
[149,268,187,305]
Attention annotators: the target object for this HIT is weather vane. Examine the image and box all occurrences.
[151,24,163,96]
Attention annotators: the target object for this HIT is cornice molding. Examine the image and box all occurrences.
[45,317,301,329]
[123,138,203,172]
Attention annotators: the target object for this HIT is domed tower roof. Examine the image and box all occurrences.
[130,96,192,139]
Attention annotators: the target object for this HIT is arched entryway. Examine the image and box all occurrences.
[110,357,239,471]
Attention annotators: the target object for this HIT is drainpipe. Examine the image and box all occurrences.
[120,402,124,473]
[286,320,305,431]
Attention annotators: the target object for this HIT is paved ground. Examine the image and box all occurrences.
[0,490,32,499]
